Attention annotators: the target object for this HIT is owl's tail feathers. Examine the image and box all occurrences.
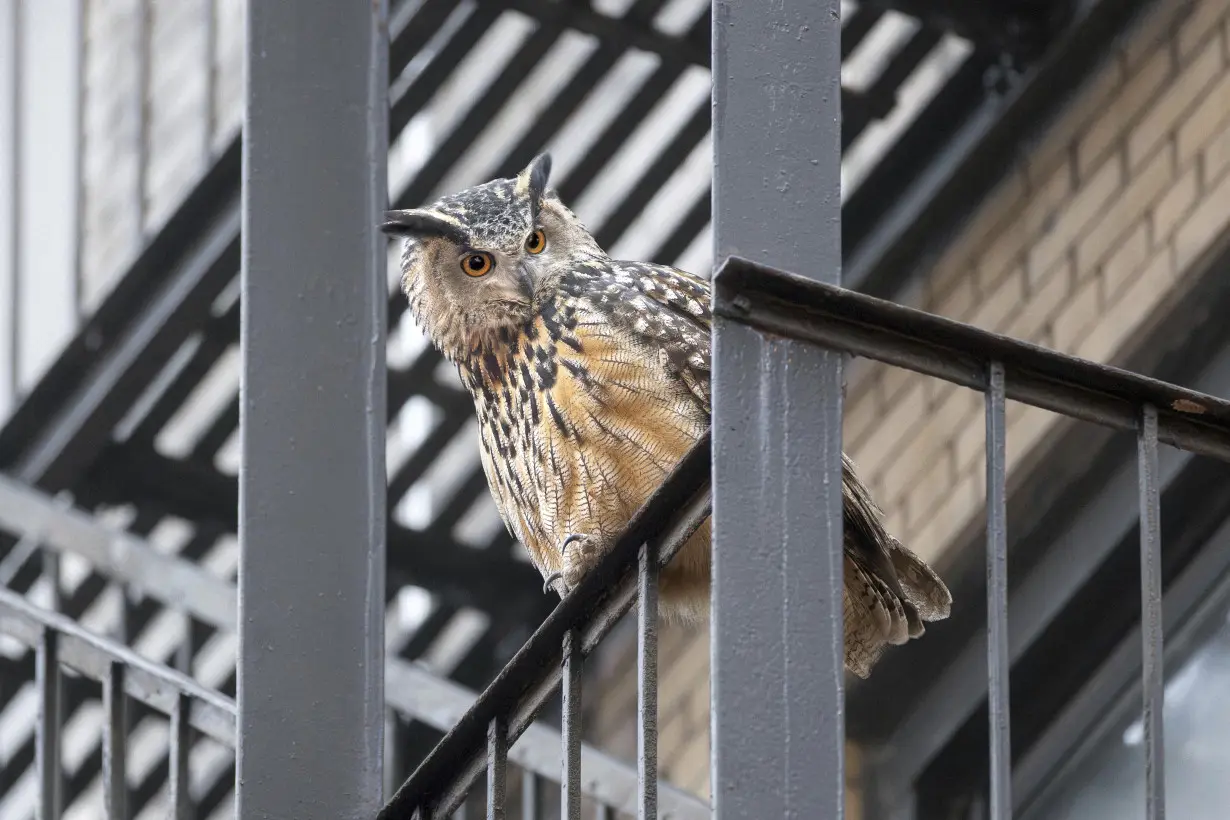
[840,455,953,679]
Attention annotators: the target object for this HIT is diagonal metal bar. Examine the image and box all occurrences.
[377,432,712,819]
[0,587,237,745]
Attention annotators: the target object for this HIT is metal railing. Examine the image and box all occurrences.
[0,473,709,820]
[377,250,1230,819]
[0,585,235,819]
[710,255,1230,819]
[377,436,712,819]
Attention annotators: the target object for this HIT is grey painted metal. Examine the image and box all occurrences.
[0,586,237,744]
[710,1,845,818]
[383,661,711,820]
[713,259,1230,462]
[562,630,583,820]
[521,771,540,820]
[1138,404,1164,820]
[637,542,658,820]
[0,473,708,820]
[169,693,193,820]
[0,0,16,412]
[0,473,236,627]
[237,1,388,819]
[102,660,128,819]
[37,628,61,820]
[985,363,1011,820]
[850,286,1230,810]
[133,0,149,242]
[488,719,508,820]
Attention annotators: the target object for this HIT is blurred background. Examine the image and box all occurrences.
[2,0,1230,818]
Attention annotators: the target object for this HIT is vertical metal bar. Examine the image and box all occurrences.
[1139,403,1165,820]
[597,805,616,820]
[71,0,85,316]
[520,770,540,820]
[710,0,845,817]
[237,1,389,818]
[102,661,128,820]
[561,630,582,820]
[487,718,508,820]
[202,0,217,165]
[134,0,149,240]
[985,362,1011,820]
[637,541,658,820]
[0,0,16,412]
[169,693,193,820]
[36,628,61,820]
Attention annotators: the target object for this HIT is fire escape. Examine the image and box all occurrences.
[0,0,1180,817]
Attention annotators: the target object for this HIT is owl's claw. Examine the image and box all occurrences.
[544,533,602,598]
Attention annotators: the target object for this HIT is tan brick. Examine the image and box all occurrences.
[1128,35,1222,169]
[953,396,988,473]
[1153,165,1201,243]
[1007,405,1060,472]
[934,272,978,321]
[903,450,958,531]
[1007,258,1071,343]
[970,266,1027,332]
[965,167,1029,254]
[1075,144,1173,272]
[908,471,981,564]
[1051,275,1102,352]
[1122,0,1187,72]
[845,378,884,452]
[1028,159,1123,278]
[879,384,973,504]
[1021,159,1075,240]
[1204,119,1230,184]
[1079,250,1175,363]
[976,225,1029,297]
[1176,162,1230,270]
[1177,0,1230,61]
[1102,219,1151,297]
[1176,68,1230,165]
[1026,56,1124,185]
[850,380,927,482]
[1077,45,1171,177]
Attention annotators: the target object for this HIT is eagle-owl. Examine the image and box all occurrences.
[382,154,951,678]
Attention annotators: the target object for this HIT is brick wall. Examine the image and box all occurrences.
[590,0,1230,809]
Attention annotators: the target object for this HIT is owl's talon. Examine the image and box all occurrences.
[560,533,585,555]
[543,571,564,596]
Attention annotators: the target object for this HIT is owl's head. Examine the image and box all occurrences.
[382,154,602,361]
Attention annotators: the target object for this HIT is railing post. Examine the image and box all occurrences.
[710,0,845,817]
[237,2,388,818]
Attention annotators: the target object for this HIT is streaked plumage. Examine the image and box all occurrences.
[382,154,951,678]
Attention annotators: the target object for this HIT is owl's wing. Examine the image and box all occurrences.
[601,260,713,415]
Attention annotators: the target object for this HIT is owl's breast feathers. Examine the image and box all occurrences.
[458,259,711,576]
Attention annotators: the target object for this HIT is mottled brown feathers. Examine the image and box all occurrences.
[390,155,952,678]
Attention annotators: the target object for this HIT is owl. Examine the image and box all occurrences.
[381,154,951,678]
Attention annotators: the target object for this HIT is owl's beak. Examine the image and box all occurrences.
[516,263,536,305]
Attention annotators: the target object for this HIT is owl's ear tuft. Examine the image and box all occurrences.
[517,153,552,220]
[381,209,470,247]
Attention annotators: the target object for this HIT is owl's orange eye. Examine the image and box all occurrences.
[525,229,546,254]
[460,252,494,277]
